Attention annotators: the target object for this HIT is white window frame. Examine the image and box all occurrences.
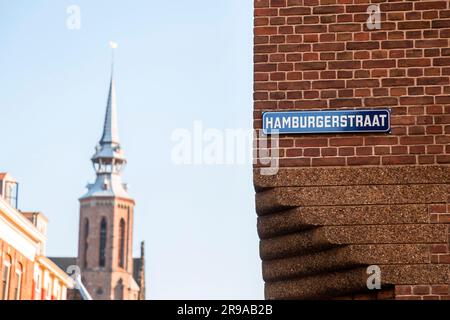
[45,277,51,300]
[35,270,42,300]
[14,265,23,300]
[53,280,60,300]
[2,258,11,300]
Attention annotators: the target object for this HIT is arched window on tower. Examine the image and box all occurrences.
[83,218,89,268]
[99,218,107,267]
[118,218,126,268]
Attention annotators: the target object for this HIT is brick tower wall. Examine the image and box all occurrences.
[78,198,138,300]
[253,0,450,300]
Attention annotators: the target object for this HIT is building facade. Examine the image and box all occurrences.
[0,173,74,300]
[51,64,145,300]
[254,0,450,299]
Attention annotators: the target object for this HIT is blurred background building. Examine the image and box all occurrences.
[50,62,146,300]
[0,173,74,300]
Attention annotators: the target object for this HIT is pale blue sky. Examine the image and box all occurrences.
[0,0,260,299]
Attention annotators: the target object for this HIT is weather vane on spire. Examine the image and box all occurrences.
[109,41,118,71]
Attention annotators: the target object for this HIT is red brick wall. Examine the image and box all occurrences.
[0,239,34,300]
[254,0,450,168]
[254,0,450,300]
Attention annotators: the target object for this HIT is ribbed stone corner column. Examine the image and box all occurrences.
[253,166,449,299]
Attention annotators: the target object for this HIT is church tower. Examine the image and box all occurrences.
[76,59,141,300]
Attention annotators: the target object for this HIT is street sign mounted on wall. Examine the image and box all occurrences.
[262,109,391,135]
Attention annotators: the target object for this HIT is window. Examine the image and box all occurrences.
[4,181,18,208]
[53,280,60,300]
[118,218,126,268]
[45,278,51,300]
[14,263,23,300]
[34,270,42,300]
[99,217,107,267]
[83,218,89,268]
[1,255,12,300]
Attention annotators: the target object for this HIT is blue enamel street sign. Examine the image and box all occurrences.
[262,109,391,135]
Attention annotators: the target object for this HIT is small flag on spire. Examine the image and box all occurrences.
[110,41,118,49]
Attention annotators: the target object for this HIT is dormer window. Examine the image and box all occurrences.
[0,174,19,209]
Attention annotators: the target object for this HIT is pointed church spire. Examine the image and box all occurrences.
[100,73,120,145]
[82,42,130,200]
[100,42,120,146]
